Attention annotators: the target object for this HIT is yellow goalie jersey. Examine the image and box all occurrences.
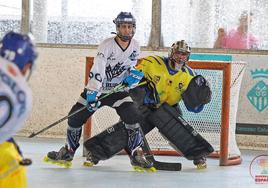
[136,56,196,106]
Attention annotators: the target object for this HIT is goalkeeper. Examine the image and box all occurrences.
[84,40,214,170]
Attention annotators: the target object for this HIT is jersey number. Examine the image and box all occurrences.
[3,49,16,61]
[0,95,13,128]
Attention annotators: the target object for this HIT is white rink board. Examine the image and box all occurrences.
[20,47,268,149]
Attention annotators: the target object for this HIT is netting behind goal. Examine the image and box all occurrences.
[83,57,246,166]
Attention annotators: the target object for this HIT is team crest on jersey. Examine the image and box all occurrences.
[128,50,138,61]
[107,52,116,61]
[97,52,105,58]
[176,83,184,92]
[105,62,126,81]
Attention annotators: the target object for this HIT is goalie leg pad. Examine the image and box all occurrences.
[83,122,128,161]
[147,103,214,160]
[129,87,156,135]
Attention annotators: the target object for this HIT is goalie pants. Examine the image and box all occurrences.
[66,89,142,152]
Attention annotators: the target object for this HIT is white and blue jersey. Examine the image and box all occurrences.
[0,57,32,144]
[86,37,140,93]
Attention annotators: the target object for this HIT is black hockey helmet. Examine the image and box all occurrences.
[113,12,136,41]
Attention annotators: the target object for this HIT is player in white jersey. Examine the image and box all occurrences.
[0,31,38,188]
[45,12,154,171]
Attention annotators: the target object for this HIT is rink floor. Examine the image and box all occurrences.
[16,136,268,188]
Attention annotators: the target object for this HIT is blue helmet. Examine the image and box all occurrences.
[0,31,38,71]
[113,12,136,41]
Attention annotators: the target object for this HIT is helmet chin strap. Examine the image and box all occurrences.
[118,34,131,42]
[169,59,185,71]
[111,31,131,42]
[26,68,34,81]
[24,63,35,81]
[174,62,184,71]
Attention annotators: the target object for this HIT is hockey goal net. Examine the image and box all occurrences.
[83,56,246,166]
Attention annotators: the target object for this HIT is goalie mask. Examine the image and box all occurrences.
[182,75,211,113]
[168,40,191,70]
[113,12,136,42]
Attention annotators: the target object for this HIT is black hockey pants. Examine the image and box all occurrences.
[66,89,142,152]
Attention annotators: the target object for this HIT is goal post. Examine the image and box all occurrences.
[83,56,246,166]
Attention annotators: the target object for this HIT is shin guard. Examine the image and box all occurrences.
[67,126,82,153]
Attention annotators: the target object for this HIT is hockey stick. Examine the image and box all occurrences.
[28,84,126,138]
[28,106,87,138]
[140,128,182,171]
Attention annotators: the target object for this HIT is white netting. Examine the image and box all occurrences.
[90,61,247,158]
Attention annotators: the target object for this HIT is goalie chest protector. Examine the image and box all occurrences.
[147,103,214,160]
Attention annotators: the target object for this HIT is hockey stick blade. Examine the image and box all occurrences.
[144,154,181,171]
[141,128,182,171]
[152,160,182,171]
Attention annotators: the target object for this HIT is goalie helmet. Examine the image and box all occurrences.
[182,75,211,112]
[0,31,38,71]
[113,12,136,41]
[168,40,191,68]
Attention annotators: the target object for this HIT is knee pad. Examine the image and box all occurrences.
[67,103,92,128]
[147,103,214,160]
[84,122,128,161]
[116,102,141,124]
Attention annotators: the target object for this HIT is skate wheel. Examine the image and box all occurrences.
[43,156,51,162]
[63,162,72,168]
[196,164,207,170]
[132,166,145,173]
[146,167,157,173]
[132,166,157,173]
[43,156,72,168]
[83,161,94,167]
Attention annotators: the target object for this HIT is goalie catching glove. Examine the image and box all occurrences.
[123,69,144,88]
[86,90,101,112]
[182,75,212,113]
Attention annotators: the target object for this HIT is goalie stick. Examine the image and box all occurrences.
[140,128,182,171]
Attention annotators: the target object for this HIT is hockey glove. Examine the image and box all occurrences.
[86,90,101,112]
[185,104,204,113]
[123,69,144,88]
